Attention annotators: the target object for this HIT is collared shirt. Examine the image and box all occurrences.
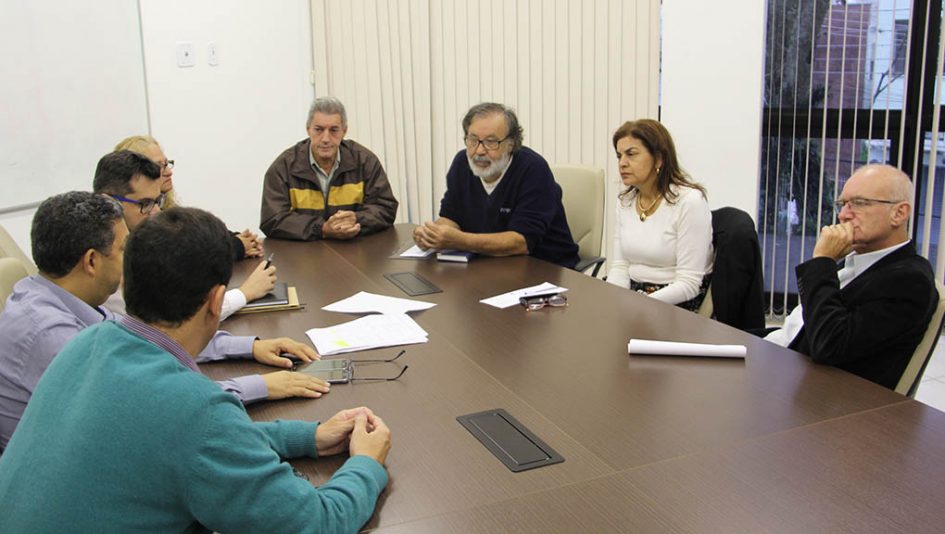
[309,142,342,195]
[0,276,111,448]
[0,276,266,449]
[117,314,200,372]
[766,240,911,347]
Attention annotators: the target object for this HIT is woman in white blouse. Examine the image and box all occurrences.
[606,119,713,311]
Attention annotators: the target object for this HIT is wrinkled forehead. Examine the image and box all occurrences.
[309,112,345,130]
[840,168,893,199]
[468,112,509,139]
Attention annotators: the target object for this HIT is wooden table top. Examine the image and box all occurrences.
[202,225,940,532]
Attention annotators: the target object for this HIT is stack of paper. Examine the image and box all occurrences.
[306,313,428,356]
[322,291,436,315]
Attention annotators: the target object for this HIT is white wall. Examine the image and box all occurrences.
[0,0,148,253]
[3,1,768,256]
[660,1,766,221]
[0,209,36,260]
[138,0,313,234]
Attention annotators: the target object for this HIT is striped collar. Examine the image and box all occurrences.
[117,315,199,372]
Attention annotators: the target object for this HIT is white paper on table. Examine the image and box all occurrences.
[322,291,436,315]
[479,282,568,309]
[306,313,428,356]
[399,244,435,258]
[627,339,747,359]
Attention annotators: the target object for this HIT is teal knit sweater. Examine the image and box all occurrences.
[0,321,388,533]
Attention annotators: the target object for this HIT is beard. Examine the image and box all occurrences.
[467,151,511,181]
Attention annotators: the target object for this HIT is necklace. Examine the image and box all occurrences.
[637,195,661,221]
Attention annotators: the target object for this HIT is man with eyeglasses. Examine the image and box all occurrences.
[94,150,275,321]
[765,164,937,389]
[90,151,330,406]
[0,191,331,450]
[261,96,399,240]
[93,150,166,229]
[0,207,391,532]
[413,102,579,268]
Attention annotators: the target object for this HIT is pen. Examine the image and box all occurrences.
[264,253,274,269]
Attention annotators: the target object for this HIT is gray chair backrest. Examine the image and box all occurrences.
[551,165,605,259]
[896,279,945,397]
[0,224,37,276]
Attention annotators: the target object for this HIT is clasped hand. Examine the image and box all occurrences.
[322,210,360,240]
[413,222,458,250]
[237,229,264,258]
[812,221,854,260]
[315,407,392,465]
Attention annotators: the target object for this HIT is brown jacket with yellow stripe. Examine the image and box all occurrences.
[260,139,398,240]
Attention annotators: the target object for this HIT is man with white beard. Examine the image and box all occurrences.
[413,102,579,268]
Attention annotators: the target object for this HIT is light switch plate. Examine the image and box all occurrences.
[176,42,195,68]
[207,42,220,66]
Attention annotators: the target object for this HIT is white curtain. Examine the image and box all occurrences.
[311,0,660,257]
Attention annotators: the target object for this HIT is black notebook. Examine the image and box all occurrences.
[243,282,289,308]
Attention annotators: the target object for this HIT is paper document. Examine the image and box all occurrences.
[322,291,436,315]
[480,282,568,309]
[306,313,428,356]
[400,245,435,258]
[627,339,747,359]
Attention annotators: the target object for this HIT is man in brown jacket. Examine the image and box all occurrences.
[260,97,398,240]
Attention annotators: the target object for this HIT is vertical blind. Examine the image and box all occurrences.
[310,0,660,260]
[760,0,945,318]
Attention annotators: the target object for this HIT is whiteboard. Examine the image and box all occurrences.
[0,0,149,212]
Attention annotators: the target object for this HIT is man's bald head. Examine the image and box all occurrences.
[837,164,913,253]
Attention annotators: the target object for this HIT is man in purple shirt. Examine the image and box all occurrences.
[0,192,327,449]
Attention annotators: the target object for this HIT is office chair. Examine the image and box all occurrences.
[0,224,37,276]
[0,257,29,313]
[551,165,606,277]
[895,280,945,397]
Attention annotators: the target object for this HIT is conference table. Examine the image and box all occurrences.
[205,224,945,532]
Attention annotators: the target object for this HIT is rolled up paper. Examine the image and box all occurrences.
[627,339,747,359]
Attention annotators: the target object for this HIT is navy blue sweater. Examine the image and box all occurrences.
[439,147,579,268]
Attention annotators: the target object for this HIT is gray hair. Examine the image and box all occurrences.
[307,96,347,129]
[462,102,524,152]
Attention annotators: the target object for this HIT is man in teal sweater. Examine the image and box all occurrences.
[0,207,391,533]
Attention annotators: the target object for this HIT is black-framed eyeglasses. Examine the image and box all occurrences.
[290,350,407,371]
[351,365,409,382]
[350,349,406,364]
[464,135,510,151]
[108,193,166,215]
[833,197,902,212]
[520,294,568,311]
[290,350,409,382]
